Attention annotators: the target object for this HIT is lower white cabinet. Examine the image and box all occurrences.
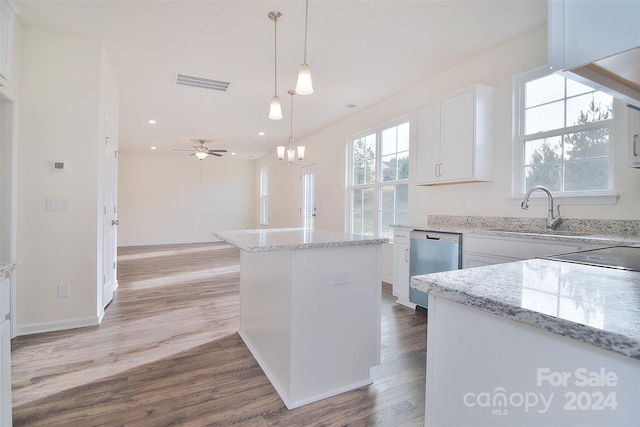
[629,107,640,168]
[0,276,10,426]
[0,320,10,427]
[392,229,414,308]
[463,234,604,268]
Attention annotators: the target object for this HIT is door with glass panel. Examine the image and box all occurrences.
[301,165,316,229]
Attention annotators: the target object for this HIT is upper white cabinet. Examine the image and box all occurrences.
[0,0,18,86]
[548,0,640,108]
[415,84,495,185]
[549,0,640,71]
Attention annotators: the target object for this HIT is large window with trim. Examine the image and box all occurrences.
[259,167,268,225]
[514,67,613,195]
[349,120,409,239]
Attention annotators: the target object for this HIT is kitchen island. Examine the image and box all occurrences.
[212,228,387,409]
[411,259,640,426]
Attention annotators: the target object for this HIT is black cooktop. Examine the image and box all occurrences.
[542,245,640,272]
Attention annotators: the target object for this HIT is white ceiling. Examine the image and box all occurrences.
[17,0,547,159]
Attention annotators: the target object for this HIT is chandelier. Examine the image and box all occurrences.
[277,90,305,165]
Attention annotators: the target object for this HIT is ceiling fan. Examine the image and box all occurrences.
[174,140,227,160]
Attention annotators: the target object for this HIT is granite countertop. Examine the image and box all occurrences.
[411,259,640,360]
[392,216,640,246]
[0,262,17,277]
[211,228,388,252]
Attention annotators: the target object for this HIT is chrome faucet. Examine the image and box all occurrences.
[521,185,561,229]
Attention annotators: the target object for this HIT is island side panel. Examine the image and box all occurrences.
[425,295,640,427]
[239,249,293,403]
[289,244,382,407]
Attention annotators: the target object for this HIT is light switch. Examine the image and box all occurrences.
[46,197,70,212]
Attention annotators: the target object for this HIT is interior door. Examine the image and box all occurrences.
[301,164,316,229]
[102,135,118,308]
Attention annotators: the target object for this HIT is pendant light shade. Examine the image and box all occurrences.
[276,145,286,160]
[269,95,283,120]
[268,11,283,120]
[295,64,313,96]
[295,0,313,95]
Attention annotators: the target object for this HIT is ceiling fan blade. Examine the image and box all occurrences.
[172,148,194,152]
[206,150,226,154]
[210,153,223,157]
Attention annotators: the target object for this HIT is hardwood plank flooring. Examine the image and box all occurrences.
[11,242,427,426]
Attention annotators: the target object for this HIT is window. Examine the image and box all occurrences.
[514,67,613,195]
[349,120,409,239]
[259,167,268,225]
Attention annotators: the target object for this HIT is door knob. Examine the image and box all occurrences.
[111,219,119,226]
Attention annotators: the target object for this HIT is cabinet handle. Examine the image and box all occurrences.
[434,163,438,178]
[405,248,409,262]
[634,134,639,157]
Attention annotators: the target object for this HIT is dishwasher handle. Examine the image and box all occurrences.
[410,230,462,244]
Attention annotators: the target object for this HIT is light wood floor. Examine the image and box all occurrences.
[11,242,427,426]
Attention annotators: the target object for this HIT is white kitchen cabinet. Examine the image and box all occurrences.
[548,0,640,72]
[392,229,414,308]
[462,234,605,268]
[630,107,640,168]
[0,277,10,427]
[0,0,18,85]
[415,84,495,185]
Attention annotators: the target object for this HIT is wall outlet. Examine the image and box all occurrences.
[331,271,350,286]
[58,283,70,298]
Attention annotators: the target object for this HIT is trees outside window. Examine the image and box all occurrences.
[349,121,409,239]
[517,69,613,194]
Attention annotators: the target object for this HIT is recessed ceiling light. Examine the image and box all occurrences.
[150,146,157,150]
[231,152,236,156]
[148,119,157,124]
[258,131,265,136]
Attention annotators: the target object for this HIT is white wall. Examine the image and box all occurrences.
[117,152,256,246]
[17,26,115,333]
[257,26,640,281]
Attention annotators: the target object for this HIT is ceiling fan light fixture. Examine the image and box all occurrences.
[195,151,208,160]
[269,95,283,120]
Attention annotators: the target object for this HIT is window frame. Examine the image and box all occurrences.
[259,166,268,225]
[512,66,618,205]
[347,117,410,239]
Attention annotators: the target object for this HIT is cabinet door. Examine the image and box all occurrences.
[392,243,410,304]
[550,0,640,71]
[630,108,640,168]
[0,321,10,427]
[564,0,640,69]
[415,103,441,184]
[441,91,474,181]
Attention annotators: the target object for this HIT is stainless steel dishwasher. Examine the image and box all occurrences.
[409,230,462,309]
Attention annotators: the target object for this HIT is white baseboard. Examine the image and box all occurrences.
[16,315,100,336]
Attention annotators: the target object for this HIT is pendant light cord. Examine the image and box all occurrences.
[289,91,295,148]
[302,0,309,63]
[274,17,278,96]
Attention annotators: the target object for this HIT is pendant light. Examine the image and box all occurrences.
[277,90,305,165]
[268,11,283,120]
[295,0,313,95]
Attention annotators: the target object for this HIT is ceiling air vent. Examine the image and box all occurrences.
[175,73,231,92]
